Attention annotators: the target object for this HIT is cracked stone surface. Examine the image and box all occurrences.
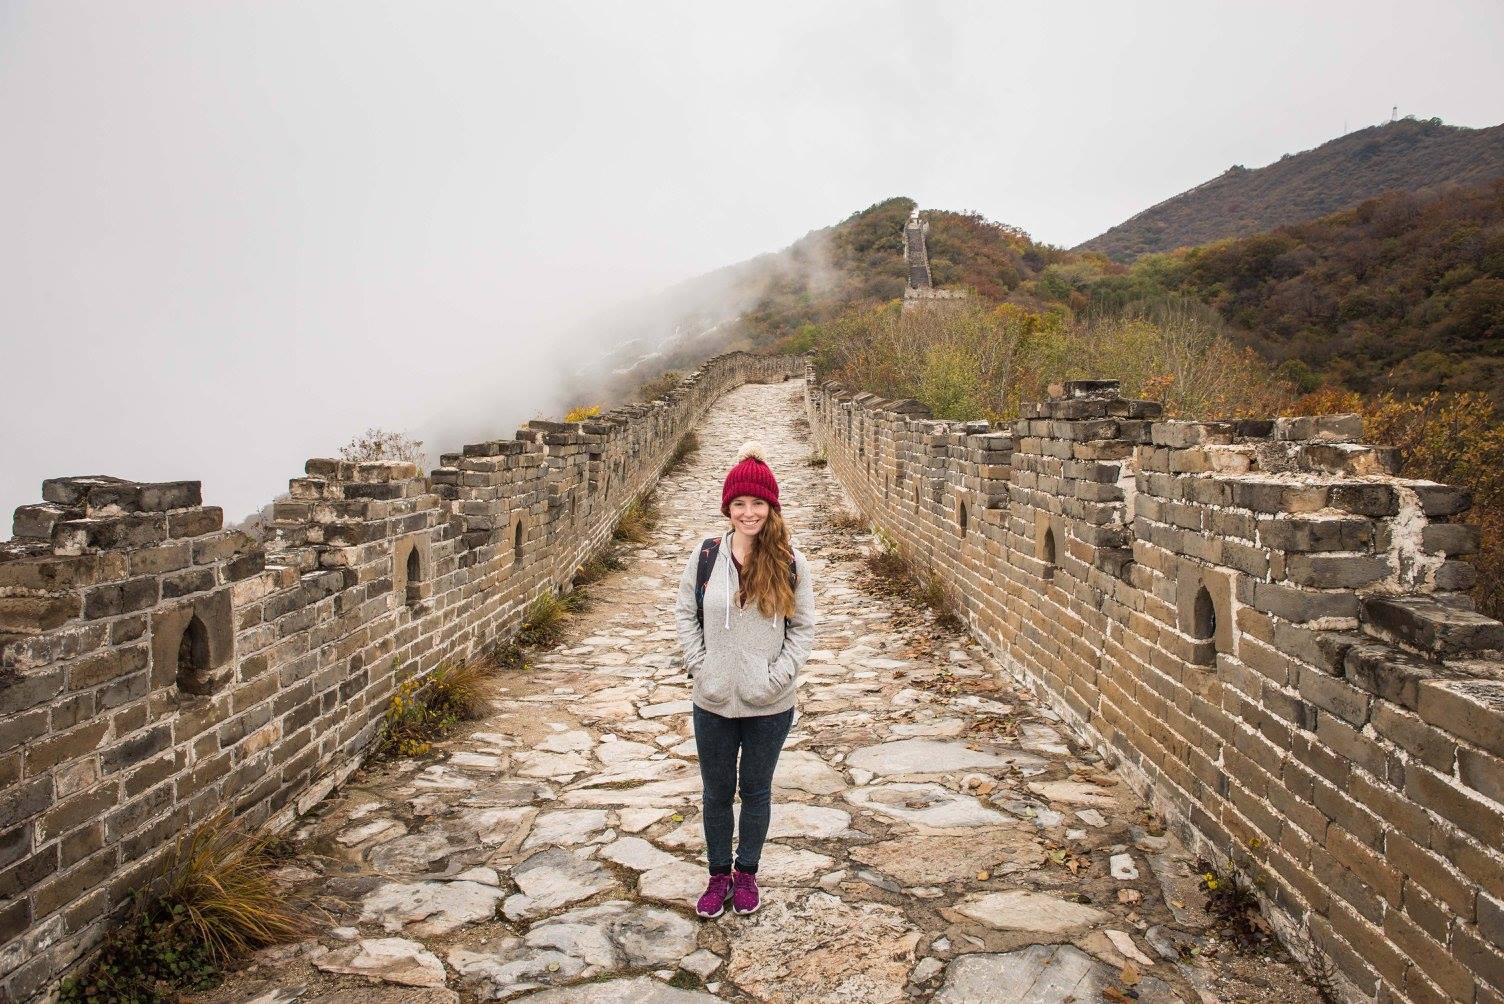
[315,938,448,988]
[190,379,1321,1004]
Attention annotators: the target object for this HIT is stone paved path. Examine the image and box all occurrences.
[200,379,1322,1004]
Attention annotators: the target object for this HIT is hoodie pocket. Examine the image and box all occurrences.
[696,655,734,707]
[736,653,789,708]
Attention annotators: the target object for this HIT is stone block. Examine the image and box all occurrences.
[0,776,53,830]
[167,506,223,538]
[81,577,160,620]
[1285,553,1390,589]
[1272,414,1364,442]
[1412,483,1472,517]
[1362,595,1504,657]
[1417,678,1504,757]
[12,503,71,540]
[1435,560,1478,591]
[1257,515,1374,553]
[1342,643,1434,710]
[1425,526,1485,556]
[137,481,202,511]
[100,725,171,774]
[41,475,132,508]
[0,595,81,635]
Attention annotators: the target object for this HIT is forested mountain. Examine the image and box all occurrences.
[1075,118,1504,262]
[1055,178,1504,401]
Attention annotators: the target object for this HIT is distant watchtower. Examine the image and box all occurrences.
[902,207,967,313]
[904,208,933,290]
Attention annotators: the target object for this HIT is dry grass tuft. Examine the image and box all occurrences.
[863,531,962,628]
[826,508,867,533]
[60,813,316,1001]
[518,591,570,648]
[162,811,316,963]
[573,550,625,587]
[380,660,489,757]
[613,497,657,545]
[807,450,828,468]
[920,570,963,630]
[427,660,489,720]
[864,532,910,585]
[665,431,700,473]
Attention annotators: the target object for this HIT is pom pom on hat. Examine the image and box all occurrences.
[736,441,768,463]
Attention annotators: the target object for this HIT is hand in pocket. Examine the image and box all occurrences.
[736,653,787,707]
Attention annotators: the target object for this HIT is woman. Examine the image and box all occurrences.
[674,441,816,918]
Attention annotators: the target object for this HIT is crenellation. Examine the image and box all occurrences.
[0,350,803,1000]
[808,359,1504,1002]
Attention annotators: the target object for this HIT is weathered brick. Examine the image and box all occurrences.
[1417,678,1504,757]
[0,775,53,829]
[67,644,149,690]
[100,724,172,774]
[1407,762,1504,845]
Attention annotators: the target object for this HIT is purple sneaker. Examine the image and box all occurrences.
[696,873,733,918]
[731,869,760,915]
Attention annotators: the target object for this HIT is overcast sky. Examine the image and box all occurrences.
[3,1,1502,522]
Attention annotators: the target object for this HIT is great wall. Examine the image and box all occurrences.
[807,369,1504,1003]
[0,352,801,999]
[2,246,1503,1003]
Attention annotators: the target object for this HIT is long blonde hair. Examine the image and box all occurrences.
[735,507,796,619]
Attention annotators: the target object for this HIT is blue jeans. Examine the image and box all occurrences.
[692,703,794,874]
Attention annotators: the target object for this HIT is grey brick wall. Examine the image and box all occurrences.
[0,351,803,1000]
[809,365,1504,1003]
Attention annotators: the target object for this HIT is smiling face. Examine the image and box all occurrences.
[728,495,770,536]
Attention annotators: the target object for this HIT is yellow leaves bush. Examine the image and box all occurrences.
[564,404,601,423]
[380,661,489,758]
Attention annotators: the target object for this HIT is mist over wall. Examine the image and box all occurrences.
[3,1,1501,522]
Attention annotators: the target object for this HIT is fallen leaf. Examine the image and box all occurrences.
[1118,889,1142,905]
[1121,961,1141,986]
[976,870,990,881]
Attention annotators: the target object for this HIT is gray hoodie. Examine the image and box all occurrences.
[674,532,816,718]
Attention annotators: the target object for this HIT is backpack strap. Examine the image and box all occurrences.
[694,536,721,629]
[695,536,800,630]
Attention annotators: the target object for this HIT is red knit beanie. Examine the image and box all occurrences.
[721,441,780,515]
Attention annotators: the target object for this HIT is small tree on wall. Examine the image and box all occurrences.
[339,428,427,468]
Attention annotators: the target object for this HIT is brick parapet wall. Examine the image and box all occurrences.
[0,351,802,1000]
[808,363,1504,1003]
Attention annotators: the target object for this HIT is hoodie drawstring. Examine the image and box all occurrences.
[723,531,732,630]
